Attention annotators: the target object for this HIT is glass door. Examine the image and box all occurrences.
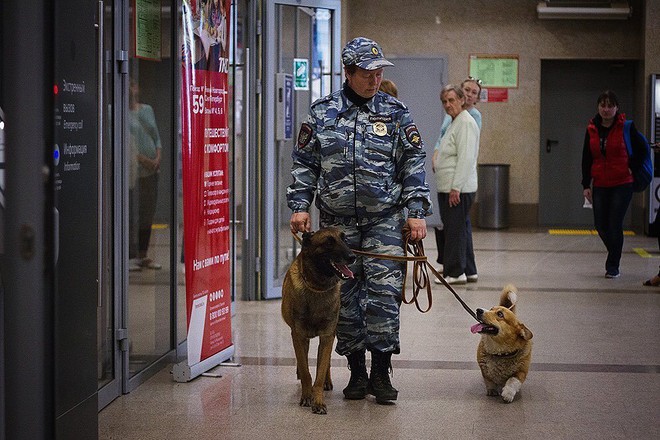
[99,0,178,408]
[261,0,341,299]
[126,0,175,384]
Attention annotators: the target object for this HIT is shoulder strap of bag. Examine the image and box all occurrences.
[623,119,633,157]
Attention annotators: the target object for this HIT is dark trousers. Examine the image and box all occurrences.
[129,188,138,259]
[438,192,477,278]
[592,185,633,273]
[137,173,159,257]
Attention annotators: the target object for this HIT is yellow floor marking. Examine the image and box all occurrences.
[633,248,659,258]
[548,229,635,236]
[152,224,169,230]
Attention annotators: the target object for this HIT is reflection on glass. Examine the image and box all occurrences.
[128,0,173,378]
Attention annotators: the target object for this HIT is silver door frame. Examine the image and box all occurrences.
[261,0,341,300]
[98,0,129,410]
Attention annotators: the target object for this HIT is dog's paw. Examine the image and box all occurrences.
[323,379,333,391]
[486,388,500,397]
[501,377,521,403]
[500,386,516,403]
[312,402,328,415]
[299,396,312,407]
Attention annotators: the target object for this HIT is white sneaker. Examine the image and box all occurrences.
[129,258,142,272]
[467,274,478,282]
[445,274,467,285]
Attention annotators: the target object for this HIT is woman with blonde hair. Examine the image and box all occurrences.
[379,78,398,98]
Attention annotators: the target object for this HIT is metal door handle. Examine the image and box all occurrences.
[546,139,558,153]
[244,48,250,241]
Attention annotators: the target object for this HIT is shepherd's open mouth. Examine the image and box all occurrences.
[331,262,354,280]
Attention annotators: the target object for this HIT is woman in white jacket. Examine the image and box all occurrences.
[432,84,480,284]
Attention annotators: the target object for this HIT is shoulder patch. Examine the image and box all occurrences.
[404,124,422,148]
[297,123,313,150]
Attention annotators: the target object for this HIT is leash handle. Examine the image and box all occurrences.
[291,231,479,320]
[401,231,479,321]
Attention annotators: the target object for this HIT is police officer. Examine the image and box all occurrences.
[287,37,432,404]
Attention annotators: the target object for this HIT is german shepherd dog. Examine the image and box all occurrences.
[471,284,533,403]
[281,227,355,414]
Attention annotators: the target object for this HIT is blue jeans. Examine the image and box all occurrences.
[592,184,633,274]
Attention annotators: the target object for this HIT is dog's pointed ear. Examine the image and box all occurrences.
[301,231,315,247]
[518,324,533,341]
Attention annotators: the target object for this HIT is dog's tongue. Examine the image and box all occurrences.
[470,323,486,334]
[338,264,354,279]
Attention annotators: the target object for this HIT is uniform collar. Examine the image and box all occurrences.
[339,84,386,115]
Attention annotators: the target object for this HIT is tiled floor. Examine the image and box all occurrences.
[99,229,660,440]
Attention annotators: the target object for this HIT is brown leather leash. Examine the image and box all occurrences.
[291,231,479,320]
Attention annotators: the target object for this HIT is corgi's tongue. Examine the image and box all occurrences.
[470,323,486,334]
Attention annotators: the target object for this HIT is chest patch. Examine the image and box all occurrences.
[369,114,393,123]
[373,122,388,136]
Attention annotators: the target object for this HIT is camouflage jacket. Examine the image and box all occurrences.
[287,89,432,221]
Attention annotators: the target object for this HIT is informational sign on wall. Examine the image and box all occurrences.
[174,0,234,382]
[276,73,293,140]
[134,0,162,61]
[294,58,309,90]
[52,0,99,431]
[468,54,519,89]
[481,88,509,103]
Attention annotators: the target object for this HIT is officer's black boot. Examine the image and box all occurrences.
[343,350,368,400]
[367,350,398,404]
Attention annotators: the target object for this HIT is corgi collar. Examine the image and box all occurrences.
[490,349,520,359]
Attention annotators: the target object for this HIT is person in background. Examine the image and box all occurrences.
[432,84,480,285]
[379,78,398,98]
[287,37,432,405]
[432,77,482,281]
[129,79,163,271]
[581,90,646,279]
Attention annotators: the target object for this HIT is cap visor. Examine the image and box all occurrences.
[357,58,394,70]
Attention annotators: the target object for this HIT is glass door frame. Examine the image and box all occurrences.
[97,0,125,410]
[98,0,180,409]
[261,0,341,300]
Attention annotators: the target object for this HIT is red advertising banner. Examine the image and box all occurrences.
[180,0,232,366]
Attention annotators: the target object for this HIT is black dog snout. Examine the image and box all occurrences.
[476,308,485,319]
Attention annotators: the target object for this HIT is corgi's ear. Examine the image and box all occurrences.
[518,324,533,341]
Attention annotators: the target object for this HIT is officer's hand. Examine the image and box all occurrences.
[406,218,427,242]
[290,212,311,234]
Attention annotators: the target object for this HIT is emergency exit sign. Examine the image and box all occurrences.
[293,58,309,90]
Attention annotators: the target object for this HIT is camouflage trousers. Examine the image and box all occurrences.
[321,210,405,356]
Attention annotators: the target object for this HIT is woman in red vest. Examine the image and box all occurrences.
[581,90,644,278]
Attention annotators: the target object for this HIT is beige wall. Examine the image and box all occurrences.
[342,0,652,220]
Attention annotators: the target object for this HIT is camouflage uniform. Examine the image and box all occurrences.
[287,82,432,355]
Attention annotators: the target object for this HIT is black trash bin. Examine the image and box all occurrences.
[477,164,509,229]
